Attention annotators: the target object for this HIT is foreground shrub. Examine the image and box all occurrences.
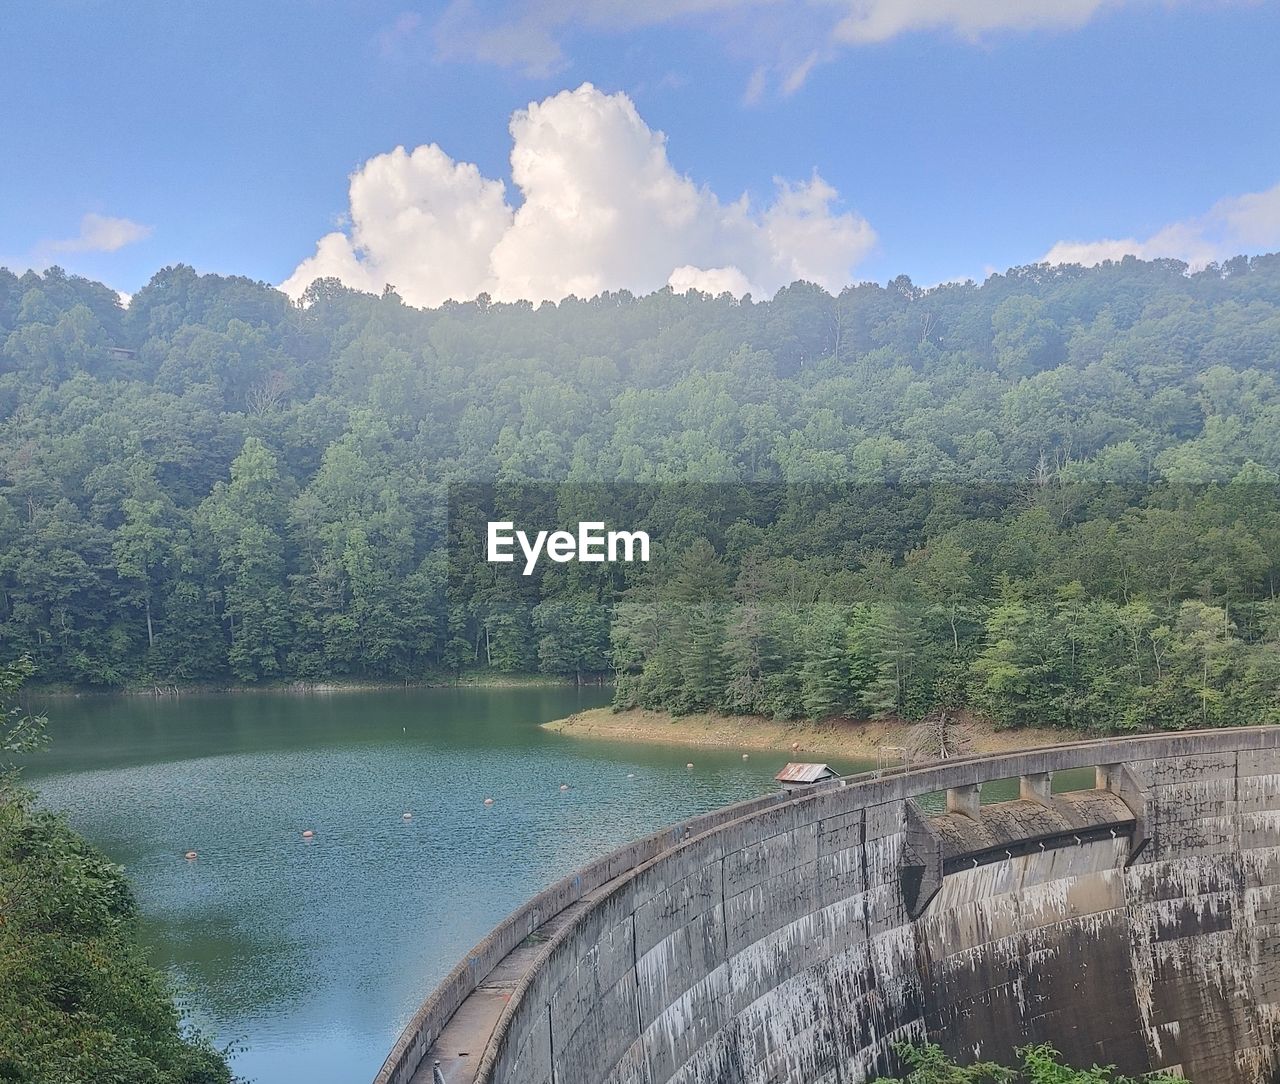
[872,1041,1187,1084]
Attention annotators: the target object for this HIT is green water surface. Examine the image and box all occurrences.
[22,686,809,1084]
[20,688,1094,1083]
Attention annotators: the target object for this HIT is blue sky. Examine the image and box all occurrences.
[4,0,1280,303]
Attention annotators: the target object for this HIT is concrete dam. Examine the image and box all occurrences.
[375,728,1280,1084]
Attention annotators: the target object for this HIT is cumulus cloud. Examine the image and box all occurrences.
[280,84,876,307]
[49,213,153,254]
[668,265,755,296]
[1043,181,1280,269]
[282,143,512,302]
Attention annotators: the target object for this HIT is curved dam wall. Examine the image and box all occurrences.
[379,729,1280,1084]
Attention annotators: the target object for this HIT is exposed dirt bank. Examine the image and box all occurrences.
[543,707,1088,762]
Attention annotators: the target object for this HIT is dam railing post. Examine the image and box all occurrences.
[1020,772,1053,805]
[946,782,981,818]
[1095,762,1153,863]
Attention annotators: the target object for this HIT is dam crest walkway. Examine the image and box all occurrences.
[379,727,1280,1084]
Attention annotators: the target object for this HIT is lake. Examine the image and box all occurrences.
[21,686,810,1084]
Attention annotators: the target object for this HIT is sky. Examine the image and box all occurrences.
[3,0,1280,306]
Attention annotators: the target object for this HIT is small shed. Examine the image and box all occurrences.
[774,762,839,792]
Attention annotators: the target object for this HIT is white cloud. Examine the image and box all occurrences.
[780,51,821,95]
[429,0,1243,96]
[281,84,876,307]
[5,213,154,278]
[375,11,423,58]
[434,0,766,76]
[833,0,1112,44]
[1043,181,1280,269]
[50,213,153,254]
[282,143,512,302]
[742,66,769,105]
[668,265,755,295]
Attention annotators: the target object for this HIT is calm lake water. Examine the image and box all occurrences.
[21,686,818,1084]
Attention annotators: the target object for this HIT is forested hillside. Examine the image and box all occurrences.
[2,257,1279,731]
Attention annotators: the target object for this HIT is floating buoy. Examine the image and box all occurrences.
[559,784,570,792]
[742,754,749,760]
[627,773,635,779]
[184,851,198,861]
[301,829,315,839]
[402,812,413,821]
[686,762,694,769]
[483,797,495,806]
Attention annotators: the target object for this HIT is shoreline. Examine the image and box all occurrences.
[26,672,602,700]
[542,707,1092,761]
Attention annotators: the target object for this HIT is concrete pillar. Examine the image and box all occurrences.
[947,782,981,819]
[1020,772,1053,805]
[1095,762,1152,863]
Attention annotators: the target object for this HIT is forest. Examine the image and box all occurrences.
[2,255,1279,732]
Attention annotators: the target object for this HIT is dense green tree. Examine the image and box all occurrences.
[0,255,1278,737]
[199,438,292,682]
[534,599,610,682]
[799,603,851,719]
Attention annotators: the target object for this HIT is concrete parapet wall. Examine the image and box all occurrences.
[380,727,1280,1084]
[375,791,791,1084]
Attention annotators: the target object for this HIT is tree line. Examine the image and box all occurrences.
[1,256,1278,732]
[603,483,1280,731]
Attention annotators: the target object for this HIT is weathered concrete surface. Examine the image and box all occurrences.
[376,728,1280,1084]
[410,889,622,1084]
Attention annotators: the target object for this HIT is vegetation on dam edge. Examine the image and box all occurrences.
[873,1042,1185,1083]
[0,659,236,1084]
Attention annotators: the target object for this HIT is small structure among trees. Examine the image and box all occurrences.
[774,762,840,792]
